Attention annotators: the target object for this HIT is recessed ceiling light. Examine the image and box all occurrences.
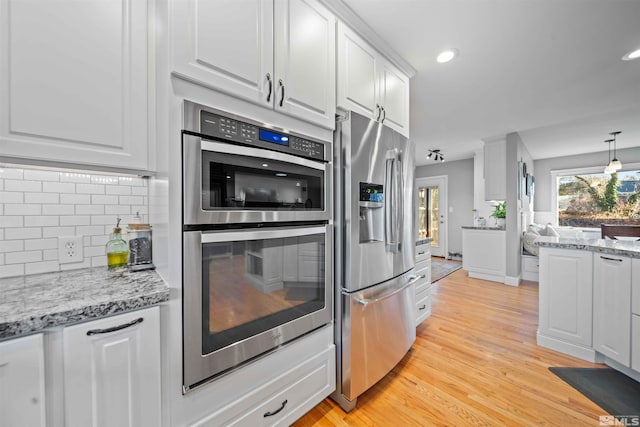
[437,49,458,63]
[622,48,640,61]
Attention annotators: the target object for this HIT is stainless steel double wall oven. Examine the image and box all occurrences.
[182,101,333,392]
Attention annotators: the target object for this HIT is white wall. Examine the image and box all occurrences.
[415,158,474,257]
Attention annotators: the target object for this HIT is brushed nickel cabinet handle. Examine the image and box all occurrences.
[279,79,285,107]
[381,106,386,122]
[266,73,273,102]
[375,104,382,121]
[86,317,143,336]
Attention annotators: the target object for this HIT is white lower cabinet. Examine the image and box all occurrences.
[0,334,46,427]
[633,315,640,372]
[538,248,593,347]
[192,345,335,427]
[63,307,161,427]
[462,228,506,283]
[415,243,432,326]
[593,254,632,366]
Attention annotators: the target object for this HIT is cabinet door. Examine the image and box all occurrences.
[632,315,640,372]
[594,254,631,366]
[377,58,410,137]
[63,307,161,427]
[483,138,507,201]
[274,0,336,128]
[337,22,378,119]
[0,0,150,171]
[632,258,640,315]
[0,334,46,427]
[171,0,274,107]
[539,249,593,346]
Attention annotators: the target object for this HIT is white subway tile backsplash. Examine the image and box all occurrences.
[105,205,131,215]
[5,180,42,192]
[25,261,60,275]
[43,205,75,215]
[24,216,59,227]
[120,195,143,205]
[0,168,24,179]
[77,183,105,194]
[0,165,149,278]
[0,240,24,253]
[76,225,106,236]
[5,227,42,240]
[23,170,60,182]
[0,191,25,204]
[25,192,59,204]
[0,216,23,228]
[60,193,90,204]
[105,185,132,195]
[92,195,118,205]
[25,238,58,251]
[43,182,75,193]
[75,204,104,215]
[42,227,77,238]
[0,264,24,278]
[6,251,42,264]
[60,216,91,226]
[5,204,42,216]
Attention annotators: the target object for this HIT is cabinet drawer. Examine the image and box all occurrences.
[203,346,335,426]
[415,262,430,283]
[522,255,539,273]
[416,294,432,325]
[416,245,431,264]
[415,283,431,301]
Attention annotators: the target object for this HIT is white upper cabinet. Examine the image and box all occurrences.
[171,0,336,129]
[483,138,507,201]
[0,0,151,171]
[337,22,410,137]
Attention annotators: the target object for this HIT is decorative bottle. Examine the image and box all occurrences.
[106,217,128,269]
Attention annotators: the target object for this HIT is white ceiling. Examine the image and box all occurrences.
[341,0,640,166]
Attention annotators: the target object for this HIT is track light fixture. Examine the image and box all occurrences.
[427,149,445,162]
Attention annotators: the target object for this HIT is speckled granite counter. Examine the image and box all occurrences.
[536,236,640,259]
[416,237,433,246]
[461,226,505,231]
[0,268,169,339]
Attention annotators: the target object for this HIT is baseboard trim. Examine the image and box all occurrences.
[536,332,597,362]
[504,275,520,287]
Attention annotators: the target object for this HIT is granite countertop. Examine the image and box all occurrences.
[416,237,433,246]
[0,267,170,339]
[536,236,640,259]
[461,225,505,230]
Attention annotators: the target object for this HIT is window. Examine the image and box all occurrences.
[556,169,640,227]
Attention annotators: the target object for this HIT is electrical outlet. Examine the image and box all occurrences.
[58,236,84,264]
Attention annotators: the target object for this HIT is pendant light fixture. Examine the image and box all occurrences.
[609,131,622,170]
[604,139,615,174]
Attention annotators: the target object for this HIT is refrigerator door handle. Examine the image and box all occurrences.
[384,157,395,246]
[352,275,419,308]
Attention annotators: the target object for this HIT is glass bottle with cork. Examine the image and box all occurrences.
[127,212,155,271]
[105,217,128,269]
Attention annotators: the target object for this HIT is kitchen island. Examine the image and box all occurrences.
[536,236,640,382]
[461,225,510,284]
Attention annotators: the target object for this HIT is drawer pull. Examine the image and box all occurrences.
[418,251,426,255]
[418,304,426,310]
[86,317,143,336]
[419,274,427,280]
[600,256,623,262]
[264,400,288,417]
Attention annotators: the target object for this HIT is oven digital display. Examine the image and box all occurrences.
[259,129,289,146]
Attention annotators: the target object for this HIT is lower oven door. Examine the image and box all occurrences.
[183,224,332,392]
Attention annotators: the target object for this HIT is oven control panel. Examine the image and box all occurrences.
[200,110,326,162]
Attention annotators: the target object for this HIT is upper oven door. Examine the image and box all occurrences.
[183,133,331,225]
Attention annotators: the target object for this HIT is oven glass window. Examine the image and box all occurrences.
[201,233,326,355]
[202,150,324,211]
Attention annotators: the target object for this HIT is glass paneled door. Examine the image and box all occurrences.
[416,176,447,257]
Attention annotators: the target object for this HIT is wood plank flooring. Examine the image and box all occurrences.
[294,267,606,426]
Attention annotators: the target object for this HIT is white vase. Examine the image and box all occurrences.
[495,218,505,227]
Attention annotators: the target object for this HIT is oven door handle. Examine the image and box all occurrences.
[200,140,326,170]
[199,225,327,244]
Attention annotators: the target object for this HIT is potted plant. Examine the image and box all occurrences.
[491,201,506,227]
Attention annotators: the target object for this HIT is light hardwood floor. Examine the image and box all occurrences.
[294,268,606,426]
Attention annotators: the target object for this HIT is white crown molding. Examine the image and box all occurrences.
[320,0,417,78]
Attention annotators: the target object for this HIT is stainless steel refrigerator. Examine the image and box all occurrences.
[332,110,417,411]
